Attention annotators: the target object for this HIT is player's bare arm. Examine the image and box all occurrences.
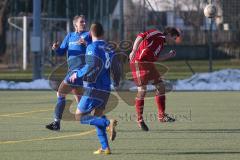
[158,50,176,61]
[129,36,143,61]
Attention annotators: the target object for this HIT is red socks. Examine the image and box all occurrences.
[155,95,166,119]
[135,95,166,122]
[135,98,144,122]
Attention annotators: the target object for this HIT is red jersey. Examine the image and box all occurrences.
[134,29,165,62]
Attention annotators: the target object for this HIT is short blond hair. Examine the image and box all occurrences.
[73,15,85,28]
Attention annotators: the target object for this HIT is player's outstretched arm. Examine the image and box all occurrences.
[53,33,71,56]
[158,50,176,61]
[52,41,59,50]
[129,36,143,61]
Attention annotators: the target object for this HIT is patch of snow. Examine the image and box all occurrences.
[0,69,239,91]
[174,69,240,90]
[0,79,51,90]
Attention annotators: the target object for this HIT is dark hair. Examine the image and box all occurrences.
[90,22,104,37]
[163,27,180,37]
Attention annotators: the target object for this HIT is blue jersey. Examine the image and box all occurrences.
[75,40,121,91]
[56,31,92,70]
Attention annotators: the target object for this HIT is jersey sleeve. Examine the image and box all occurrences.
[55,33,70,56]
[76,45,101,80]
[85,32,92,45]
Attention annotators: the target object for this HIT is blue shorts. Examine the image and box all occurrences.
[64,71,83,88]
[78,88,110,114]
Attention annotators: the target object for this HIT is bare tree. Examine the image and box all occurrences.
[0,0,9,56]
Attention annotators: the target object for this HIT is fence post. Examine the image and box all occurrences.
[23,16,27,70]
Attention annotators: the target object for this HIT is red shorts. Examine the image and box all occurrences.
[130,60,161,86]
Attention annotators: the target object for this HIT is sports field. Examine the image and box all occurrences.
[0,91,240,160]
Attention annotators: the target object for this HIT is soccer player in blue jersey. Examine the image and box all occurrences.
[46,15,92,131]
[69,22,121,155]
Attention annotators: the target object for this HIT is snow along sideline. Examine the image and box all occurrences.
[0,69,239,91]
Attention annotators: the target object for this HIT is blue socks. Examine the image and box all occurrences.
[80,115,110,128]
[54,96,66,121]
[96,126,109,150]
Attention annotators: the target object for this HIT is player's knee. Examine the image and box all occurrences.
[57,82,71,95]
[155,82,166,95]
[137,92,145,99]
[137,88,146,99]
[75,113,83,121]
[75,107,84,121]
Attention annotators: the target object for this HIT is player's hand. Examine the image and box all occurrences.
[69,72,77,83]
[168,50,176,58]
[52,42,59,50]
[78,38,86,46]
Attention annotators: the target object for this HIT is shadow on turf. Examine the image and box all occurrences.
[2,147,240,156]
[118,128,240,134]
[113,151,240,155]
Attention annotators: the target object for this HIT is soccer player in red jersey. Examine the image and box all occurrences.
[129,27,180,131]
